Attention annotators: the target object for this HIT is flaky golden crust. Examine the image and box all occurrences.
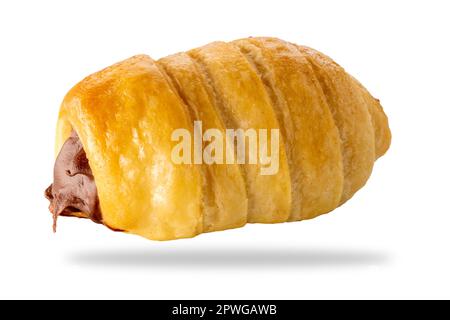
[158,52,248,232]
[57,55,203,240]
[187,42,291,223]
[297,45,376,204]
[54,37,391,240]
[234,38,344,220]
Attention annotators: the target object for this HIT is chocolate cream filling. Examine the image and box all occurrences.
[45,131,102,231]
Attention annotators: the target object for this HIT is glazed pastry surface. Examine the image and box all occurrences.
[53,37,391,240]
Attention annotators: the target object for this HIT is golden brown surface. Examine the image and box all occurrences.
[158,52,248,232]
[234,38,344,220]
[188,42,291,223]
[55,37,391,240]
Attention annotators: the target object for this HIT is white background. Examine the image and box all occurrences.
[0,0,449,299]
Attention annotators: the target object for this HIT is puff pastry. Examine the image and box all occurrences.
[45,37,391,240]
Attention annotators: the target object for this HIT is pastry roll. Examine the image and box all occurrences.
[45,37,391,241]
